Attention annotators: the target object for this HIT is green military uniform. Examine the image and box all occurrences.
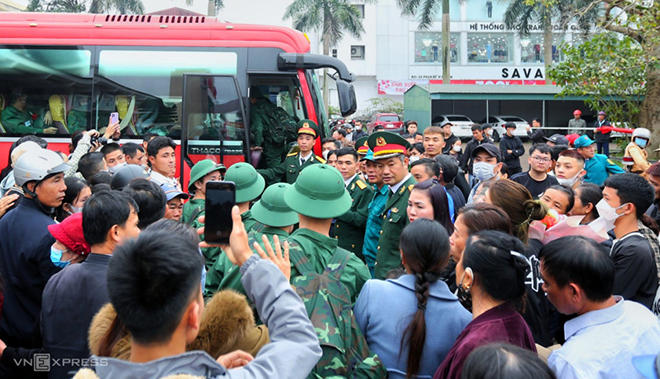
[205,183,298,299]
[367,131,415,279]
[250,97,289,169]
[1,104,47,134]
[333,174,373,260]
[257,120,325,185]
[182,159,227,270]
[67,109,88,134]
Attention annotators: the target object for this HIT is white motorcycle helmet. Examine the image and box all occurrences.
[13,148,69,187]
[632,128,651,140]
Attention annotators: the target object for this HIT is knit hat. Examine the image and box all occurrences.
[48,213,91,255]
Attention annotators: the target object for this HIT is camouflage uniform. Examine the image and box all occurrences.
[250,98,290,168]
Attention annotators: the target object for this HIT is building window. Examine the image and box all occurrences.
[414,32,460,64]
[354,4,365,18]
[351,45,365,60]
[521,34,564,63]
[332,48,337,58]
[467,33,513,64]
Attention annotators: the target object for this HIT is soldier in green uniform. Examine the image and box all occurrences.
[249,87,295,169]
[1,94,58,134]
[224,162,265,233]
[204,183,298,299]
[180,159,226,270]
[368,131,417,280]
[333,147,373,260]
[355,135,370,182]
[257,119,325,185]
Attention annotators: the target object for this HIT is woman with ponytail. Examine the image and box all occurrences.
[354,219,471,379]
[433,231,536,379]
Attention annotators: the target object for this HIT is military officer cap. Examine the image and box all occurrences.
[297,119,318,138]
[356,136,369,156]
[224,162,266,203]
[367,131,411,160]
[284,164,351,219]
[251,183,299,227]
[188,159,226,192]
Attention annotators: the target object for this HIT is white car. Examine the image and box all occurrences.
[481,116,530,142]
[432,114,475,139]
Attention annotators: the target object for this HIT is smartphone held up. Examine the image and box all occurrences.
[204,181,236,245]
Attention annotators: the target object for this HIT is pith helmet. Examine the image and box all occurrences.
[224,162,265,203]
[189,159,226,192]
[284,164,351,218]
[251,183,299,227]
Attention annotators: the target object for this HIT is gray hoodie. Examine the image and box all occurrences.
[84,256,322,379]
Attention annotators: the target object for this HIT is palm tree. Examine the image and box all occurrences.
[284,0,373,111]
[88,0,144,14]
[397,0,450,84]
[504,0,597,85]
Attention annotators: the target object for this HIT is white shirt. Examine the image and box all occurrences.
[299,152,313,166]
[344,173,358,188]
[149,170,180,190]
[390,173,412,194]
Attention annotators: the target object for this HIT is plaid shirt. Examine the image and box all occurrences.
[639,221,660,282]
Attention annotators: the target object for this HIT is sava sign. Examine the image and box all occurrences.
[502,67,545,79]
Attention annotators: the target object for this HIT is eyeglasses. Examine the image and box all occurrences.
[531,156,551,163]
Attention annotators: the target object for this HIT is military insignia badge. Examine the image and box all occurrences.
[376,137,387,146]
[408,184,415,192]
[392,207,399,213]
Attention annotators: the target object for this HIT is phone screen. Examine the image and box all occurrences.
[204,181,235,244]
[110,112,119,124]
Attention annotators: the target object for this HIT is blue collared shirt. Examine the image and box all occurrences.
[548,296,660,379]
[363,184,389,277]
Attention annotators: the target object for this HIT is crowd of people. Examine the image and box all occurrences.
[0,114,658,379]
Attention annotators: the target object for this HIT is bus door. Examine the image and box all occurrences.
[181,74,248,188]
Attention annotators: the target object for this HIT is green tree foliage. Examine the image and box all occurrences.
[27,0,144,13]
[396,0,441,30]
[549,33,649,126]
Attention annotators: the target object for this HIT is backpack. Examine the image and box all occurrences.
[289,245,387,379]
[262,106,298,145]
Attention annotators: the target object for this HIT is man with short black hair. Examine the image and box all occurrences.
[435,155,467,218]
[540,236,660,379]
[142,132,158,151]
[333,147,373,258]
[602,173,658,308]
[78,152,107,183]
[123,179,167,230]
[511,144,558,199]
[122,142,146,167]
[78,210,322,378]
[461,124,485,175]
[499,122,524,176]
[147,136,178,189]
[440,121,458,155]
[333,128,348,147]
[322,138,341,153]
[555,150,586,189]
[410,158,439,182]
[41,191,139,378]
[101,143,126,174]
[526,117,545,145]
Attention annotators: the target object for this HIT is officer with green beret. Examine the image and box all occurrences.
[257,119,326,185]
[368,131,416,280]
[204,183,298,299]
[224,162,266,233]
[181,159,226,270]
[282,164,384,378]
[332,147,373,260]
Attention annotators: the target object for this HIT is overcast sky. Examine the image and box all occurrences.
[14,0,294,26]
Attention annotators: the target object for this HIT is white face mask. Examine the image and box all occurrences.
[409,156,420,164]
[108,162,127,174]
[355,125,362,131]
[453,145,462,152]
[323,150,330,160]
[557,172,581,188]
[473,162,497,182]
[595,199,628,229]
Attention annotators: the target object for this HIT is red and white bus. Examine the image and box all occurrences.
[0,12,356,186]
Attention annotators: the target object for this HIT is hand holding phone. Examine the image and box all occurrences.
[204,181,236,245]
[110,112,119,125]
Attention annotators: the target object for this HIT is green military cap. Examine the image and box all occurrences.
[367,131,411,160]
[356,136,369,156]
[297,119,319,138]
[188,159,226,192]
[284,164,351,219]
[224,162,265,203]
[251,183,299,227]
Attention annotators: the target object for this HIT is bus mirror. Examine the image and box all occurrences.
[337,80,357,117]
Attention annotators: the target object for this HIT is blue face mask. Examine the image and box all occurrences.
[50,246,72,268]
[635,138,648,148]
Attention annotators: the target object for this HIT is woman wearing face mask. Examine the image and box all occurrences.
[448,140,463,163]
[624,128,651,177]
[354,219,471,379]
[55,177,91,222]
[409,143,425,164]
[433,230,535,379]
[407,179,454,234]
[48,212,90,267]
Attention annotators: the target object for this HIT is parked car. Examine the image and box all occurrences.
[432,114,475,139]
[367,113,404,134]
[480,116,530,142]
